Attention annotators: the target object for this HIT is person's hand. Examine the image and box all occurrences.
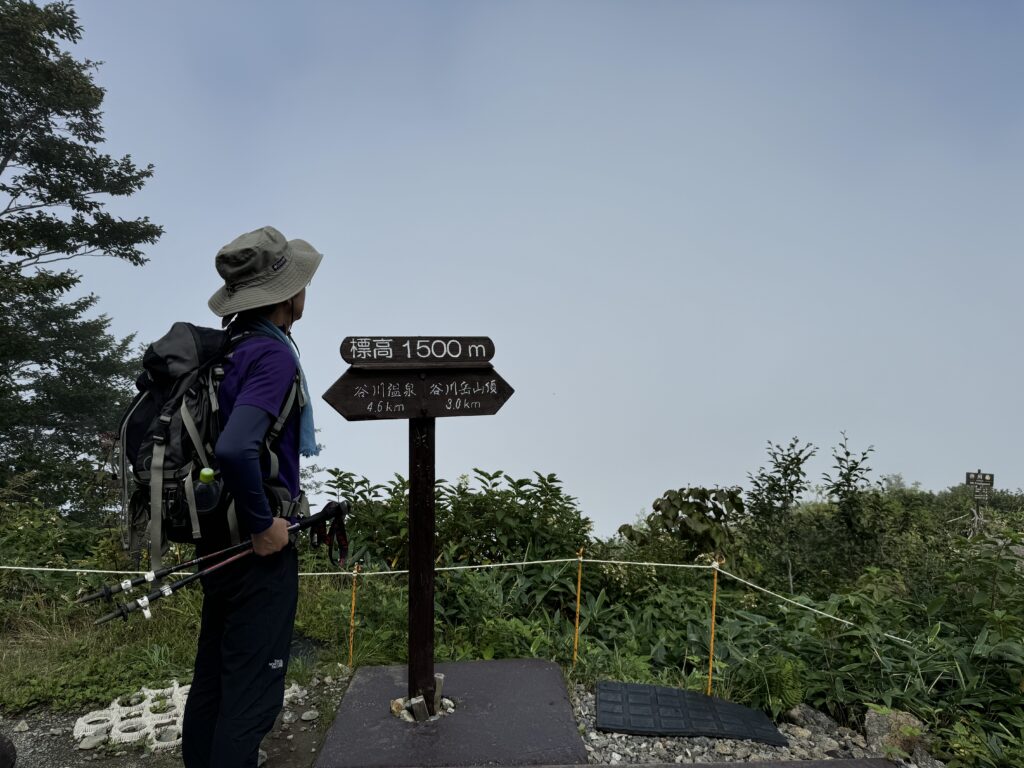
[252,517,289,556]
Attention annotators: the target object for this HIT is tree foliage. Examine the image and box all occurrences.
[0,265,138,513]
[1,0,161,267]
[0,0,161,511]
[618,485,744,561]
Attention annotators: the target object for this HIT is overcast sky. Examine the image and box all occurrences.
[69,1,1023,536]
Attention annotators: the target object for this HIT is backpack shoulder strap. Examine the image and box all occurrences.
[264,370,302,482]
[223,328,303,482]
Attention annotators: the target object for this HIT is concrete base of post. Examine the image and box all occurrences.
[314,659,587,768]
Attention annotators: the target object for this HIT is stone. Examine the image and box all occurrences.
[283,683,307,703]
[714,741,734,755]
[257,749,268,767]
[912,744,947,768]
[610,752,622,763]
[865,708,926,756]
[325,676,334,685]
[786,724,812,740]
[78,734,106,750]
[784,702,840,734]
[301,709,320,722]
[407,695,429,722]
[12,721,28,733]
[282,710,298,724]
[818,736,841,753]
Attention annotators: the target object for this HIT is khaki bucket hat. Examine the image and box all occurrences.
[208,226,323,317]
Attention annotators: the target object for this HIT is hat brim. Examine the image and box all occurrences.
[208,239,323,317]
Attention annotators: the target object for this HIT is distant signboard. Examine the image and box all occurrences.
[341,337,495,368]
[966,470,994,501]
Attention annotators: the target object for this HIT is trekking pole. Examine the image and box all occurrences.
[94,547,253,625]
[76,537,257,605]
[93,500,348,626]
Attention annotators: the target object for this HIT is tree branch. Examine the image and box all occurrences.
[2,192,106,218]
[13,249,108,267]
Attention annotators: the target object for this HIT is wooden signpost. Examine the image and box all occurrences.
[323,336,514,714]
[965,469,994,534]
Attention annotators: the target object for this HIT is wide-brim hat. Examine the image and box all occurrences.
[208,225,323,317]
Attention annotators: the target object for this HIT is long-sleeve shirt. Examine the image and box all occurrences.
[214,334,300,537]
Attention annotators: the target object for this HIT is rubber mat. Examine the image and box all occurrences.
[596,681,788,746]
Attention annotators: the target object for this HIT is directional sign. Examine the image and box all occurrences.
[341,336,495,368]
[323,368,514,421]
[323,334,514,714]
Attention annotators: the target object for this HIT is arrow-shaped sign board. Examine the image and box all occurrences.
[323,367,514,421]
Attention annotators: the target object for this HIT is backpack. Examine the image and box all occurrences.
[117,322,302,571]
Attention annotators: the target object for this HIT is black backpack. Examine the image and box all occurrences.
[118,322,301,570]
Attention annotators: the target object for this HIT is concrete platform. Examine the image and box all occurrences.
[314,659,588,768]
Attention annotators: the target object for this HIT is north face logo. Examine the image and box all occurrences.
[269,659,284,670]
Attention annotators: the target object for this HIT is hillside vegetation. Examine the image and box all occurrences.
[1,441,1022,768]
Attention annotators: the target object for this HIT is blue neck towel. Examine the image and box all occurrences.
[255,318,320,458]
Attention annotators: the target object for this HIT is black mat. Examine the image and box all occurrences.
[315,659,588,768]
[595,681,788,746]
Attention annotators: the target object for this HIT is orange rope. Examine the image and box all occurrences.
[706,560,720,696]
[348,564,360,668]
[572,547,584,666]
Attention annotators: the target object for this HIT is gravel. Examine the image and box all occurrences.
[0,671,944,767]
[569,684,941,766]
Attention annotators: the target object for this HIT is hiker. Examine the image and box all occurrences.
[0,730,15,768]
[181,226,323,768]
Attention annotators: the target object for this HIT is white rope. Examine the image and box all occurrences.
[0,565,147,575]
[584,558,713,570]
[716,567,914,646]
[297,556,707,578]
[1,557,914,646]
[298,558,578,578]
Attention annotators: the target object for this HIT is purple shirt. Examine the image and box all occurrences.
[217,336,301,499]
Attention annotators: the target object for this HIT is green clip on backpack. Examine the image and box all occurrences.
[117,322,301,571]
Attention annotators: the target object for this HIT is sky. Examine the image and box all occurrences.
[65,1,1024,536]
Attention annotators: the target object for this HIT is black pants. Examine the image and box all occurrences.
[182,545,298,768]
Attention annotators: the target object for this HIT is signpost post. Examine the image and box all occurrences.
[965,470,994,535]
[323,337,514,714]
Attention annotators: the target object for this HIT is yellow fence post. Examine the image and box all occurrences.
[348,563,360,669]
[573,547,585,666]
[706,559,721,696]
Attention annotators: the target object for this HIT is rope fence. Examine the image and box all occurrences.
[1,552,915,691]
